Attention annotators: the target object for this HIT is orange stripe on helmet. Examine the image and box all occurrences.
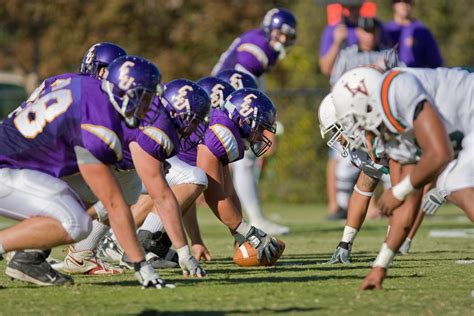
[381,70,406,133]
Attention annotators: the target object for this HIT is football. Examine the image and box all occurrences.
[233,238,286,267]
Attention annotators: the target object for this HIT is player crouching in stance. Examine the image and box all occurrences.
[55,78,209,278]
[0,56,179,288]
[318,93,427,263]
[331,66,473,290]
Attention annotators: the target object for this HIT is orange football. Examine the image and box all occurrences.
[233,238,285,267]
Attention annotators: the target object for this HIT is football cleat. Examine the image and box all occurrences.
[53,247,122,275]
[6,250,74,286]
[96,232,124,263]
[252,219,290,236]
[327,241,352,264]
[146,252,178,269]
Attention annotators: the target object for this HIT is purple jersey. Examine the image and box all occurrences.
[319,23,359,57]
[176,122,205,167]
[202,109,245,166]
[0,73,124,177]
[383,20,443,68]
[212,28,279,78]
[117,105,180,170]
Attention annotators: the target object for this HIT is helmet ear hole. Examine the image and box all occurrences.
[367,105,373,113]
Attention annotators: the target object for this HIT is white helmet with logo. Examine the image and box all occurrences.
[318,93,348,157]
[332,66,384,150]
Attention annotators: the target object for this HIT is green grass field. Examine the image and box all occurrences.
[0,203,473,315]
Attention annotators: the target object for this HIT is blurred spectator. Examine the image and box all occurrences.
[319,3,362,76]
[383,0,443,67]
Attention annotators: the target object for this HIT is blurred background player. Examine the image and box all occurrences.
[383,0,443,68]
[211,7,297,235]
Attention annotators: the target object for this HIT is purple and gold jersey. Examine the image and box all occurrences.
[203,109,245,166]
[176,122,205,167]
[212,29,279,78]
[117,105,180,170]
[0,73,123,177]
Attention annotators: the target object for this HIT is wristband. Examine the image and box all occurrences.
[372,243,395,268]
[235,220,252,237]
[391,175,414,201]
[353,184,374,197]
[176,245,192,260]
[132,259,147,272]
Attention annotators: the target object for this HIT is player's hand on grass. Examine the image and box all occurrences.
[134,260,175,289]
[422,188,446,215]
[359,267,386,291]
[177,245,206,278]
[379,189,403,216]
[192,244,212,262]
[246,226,281,264]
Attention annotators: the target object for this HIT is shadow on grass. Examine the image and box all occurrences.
[137,306,322,315]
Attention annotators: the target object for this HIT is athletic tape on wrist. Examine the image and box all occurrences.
[94,202,109,222]
[391,175,414,201]
[353,184,374,197]
[176,245,191,260]
[373,243,395,268]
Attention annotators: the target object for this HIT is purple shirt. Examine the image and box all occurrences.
[383,20,443,68]
[118,106,179,170]
[0,73,123,177]
[212,28,280,78]
[319,24,359,57]
[203,109,245,166]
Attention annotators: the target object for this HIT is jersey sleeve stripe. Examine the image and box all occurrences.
[81,124,123,161]
[237,43,269,69]
[381,70,406,133]
[366,133,380,163]
[141,126,174,157]
[209,124,239,162]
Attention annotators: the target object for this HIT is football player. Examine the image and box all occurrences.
[0,56,176,288]
[319,93,430,263]
[57,79,210,277]
[332,66,473,290]
[211,8,297,235]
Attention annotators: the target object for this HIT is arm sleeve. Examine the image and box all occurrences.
[235,44,267,77]
[80,124,122,164]
[382,72,432,133]
[418,28,443,68]
[136,126,176,162]
[204,124,241,165]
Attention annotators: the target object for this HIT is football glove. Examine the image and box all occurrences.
[176,246,206,277]
[422,188,446,216]
[245,226,281,264]
[133,260,175,289]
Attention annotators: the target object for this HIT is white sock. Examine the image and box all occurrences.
[74,220,110,252]
[139,212,164,233]
[341,226,358,244]
[232,155,266,224]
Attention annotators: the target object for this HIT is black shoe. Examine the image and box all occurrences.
[326,207,347,220]
[6,250,74,286]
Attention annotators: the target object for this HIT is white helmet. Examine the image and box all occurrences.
[318,93,348,157]
[332,66,384,150]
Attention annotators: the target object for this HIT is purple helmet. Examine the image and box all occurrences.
[262,8,297,52]
[161,79,211,151]
[196,76,235,110]
[216,70,258,90]
[80,42,127,78]
[102,55,163,128]
[223,88,277,157]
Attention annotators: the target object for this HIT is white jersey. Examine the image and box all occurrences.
[375,67,473,136]
[374,67,473,161]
